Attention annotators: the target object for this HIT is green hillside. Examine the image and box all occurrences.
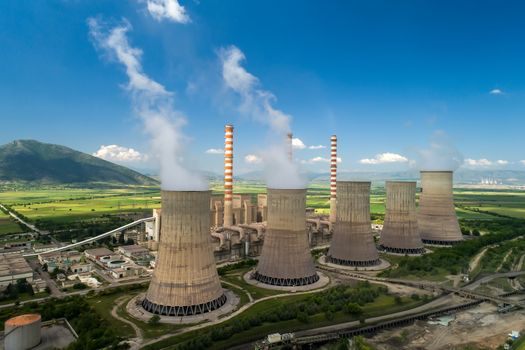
[0,140,158,186]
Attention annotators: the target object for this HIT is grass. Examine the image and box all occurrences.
[220,268,285,300]
[86,291,136,337]
[0,211,23,235]
[145,293,424,350]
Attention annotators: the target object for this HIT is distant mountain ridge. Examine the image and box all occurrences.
[0,140,158,185]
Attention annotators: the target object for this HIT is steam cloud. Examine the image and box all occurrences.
[416,131,464,171]
[88,18,207,191]
[220,45,305,189]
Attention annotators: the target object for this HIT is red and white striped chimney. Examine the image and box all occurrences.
[224,124,234,227]
[287,132,293,161]
[329,135,337,222]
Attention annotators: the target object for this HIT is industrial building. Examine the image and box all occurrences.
[254,188,319,286]
[379,181,424,254]
[0,254,33,288]
[418,171,463,245]
[142,191,227,316]
[327,181,380,266]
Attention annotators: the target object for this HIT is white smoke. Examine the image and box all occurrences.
[88,18,207,191]
[415,131,464,171]
[220,45,305,189]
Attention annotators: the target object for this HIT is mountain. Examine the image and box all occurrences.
[0,140,158,185]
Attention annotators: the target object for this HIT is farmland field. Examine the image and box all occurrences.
[0,211,23,235]
[0,183,524,229]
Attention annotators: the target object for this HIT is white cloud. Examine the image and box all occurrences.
[520,160,525,166]
[93,145,146,162]
[308,145,326,150]
[489,88,504,95]
[359,153,409,165]
[145,0,190,23]
[205,148,224,155]
[302,157,342,164]
[244,154,262,164]
[496,160,509,165]
[292,138,306,150]
[464,158,492,166]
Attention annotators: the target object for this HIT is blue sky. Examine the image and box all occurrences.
[1,0,524,175]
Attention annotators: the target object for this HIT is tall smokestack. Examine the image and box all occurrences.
[287,132,293,161]
[329,135,337,222]
[379,181,424,254]
[143,191,227,316]
[327,181,380,266]
[224,124,234,227]
[254,188,319,286]
[418,171,463,245]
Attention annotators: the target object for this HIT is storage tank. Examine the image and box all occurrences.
[254,188,319,286]
[418,171,463,245]
[4,314,41,350]
[142,190,226,316]
[327,181,380,266]
[379,181,424,254]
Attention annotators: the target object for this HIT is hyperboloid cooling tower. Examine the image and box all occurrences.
[379,181,424,254]
[143,191,226,316]
[418,171,463,245]
[327,181,380,266]
[254,188,319,286]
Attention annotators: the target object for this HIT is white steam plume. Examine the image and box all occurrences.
[220,45,305,189]
[415,131,464,171]
[88,18,207,191]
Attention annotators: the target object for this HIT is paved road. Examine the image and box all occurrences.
[0,203,48,235]
[27,259,63,297]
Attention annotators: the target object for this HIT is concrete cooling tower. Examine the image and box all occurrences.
[418,171,463,245]
[143,191,226,316]
[327,181,380,266]
[254,188,319,286]
[379,181,424,254]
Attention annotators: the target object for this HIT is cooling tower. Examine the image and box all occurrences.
[379,181,424,254]
[143,191,226,316]
[254,188,319,286]
[418,171,463,245]
[224,124,234,227]
[327,181,380,266]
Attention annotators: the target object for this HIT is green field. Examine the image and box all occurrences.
[0,211,23,235]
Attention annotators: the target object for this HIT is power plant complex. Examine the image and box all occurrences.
[140,124,464,317]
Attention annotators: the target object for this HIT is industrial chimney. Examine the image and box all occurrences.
[287,132,293,161]
[418,171,463,245]
[143,191,227,316]
[224,124,234,227]
[254,188,319,286]
[327,181,380,266]
[379,181,424,254]
[329,135,337,223]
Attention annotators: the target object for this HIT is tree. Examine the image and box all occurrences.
[148,314,161,325]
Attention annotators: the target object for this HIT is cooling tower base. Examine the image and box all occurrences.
[422,238,462,246]
[326,255,381,267]
[379,245,426,255]
[252,271,320,287]
[141,294,227,317]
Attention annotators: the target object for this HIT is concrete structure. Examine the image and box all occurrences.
[117,244,150,259]
[0,254,33,288]
[379,181,425,254]
[329,135,337,223]
[254,189,319,286]
[257,194,268,222]
[4,314,41,350]
[84,247,113,261]
[143,191,226,316]
[224,124,234,227]
[287,133,293,161]
[418,171,463,245]
[327,181,380,266]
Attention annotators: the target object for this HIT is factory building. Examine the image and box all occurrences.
[254,188,319,286]
[379,181,424,254]
[0,255,34,288]
[327,181,380,266]
[142,191,226,316]
[418,171,463,245]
